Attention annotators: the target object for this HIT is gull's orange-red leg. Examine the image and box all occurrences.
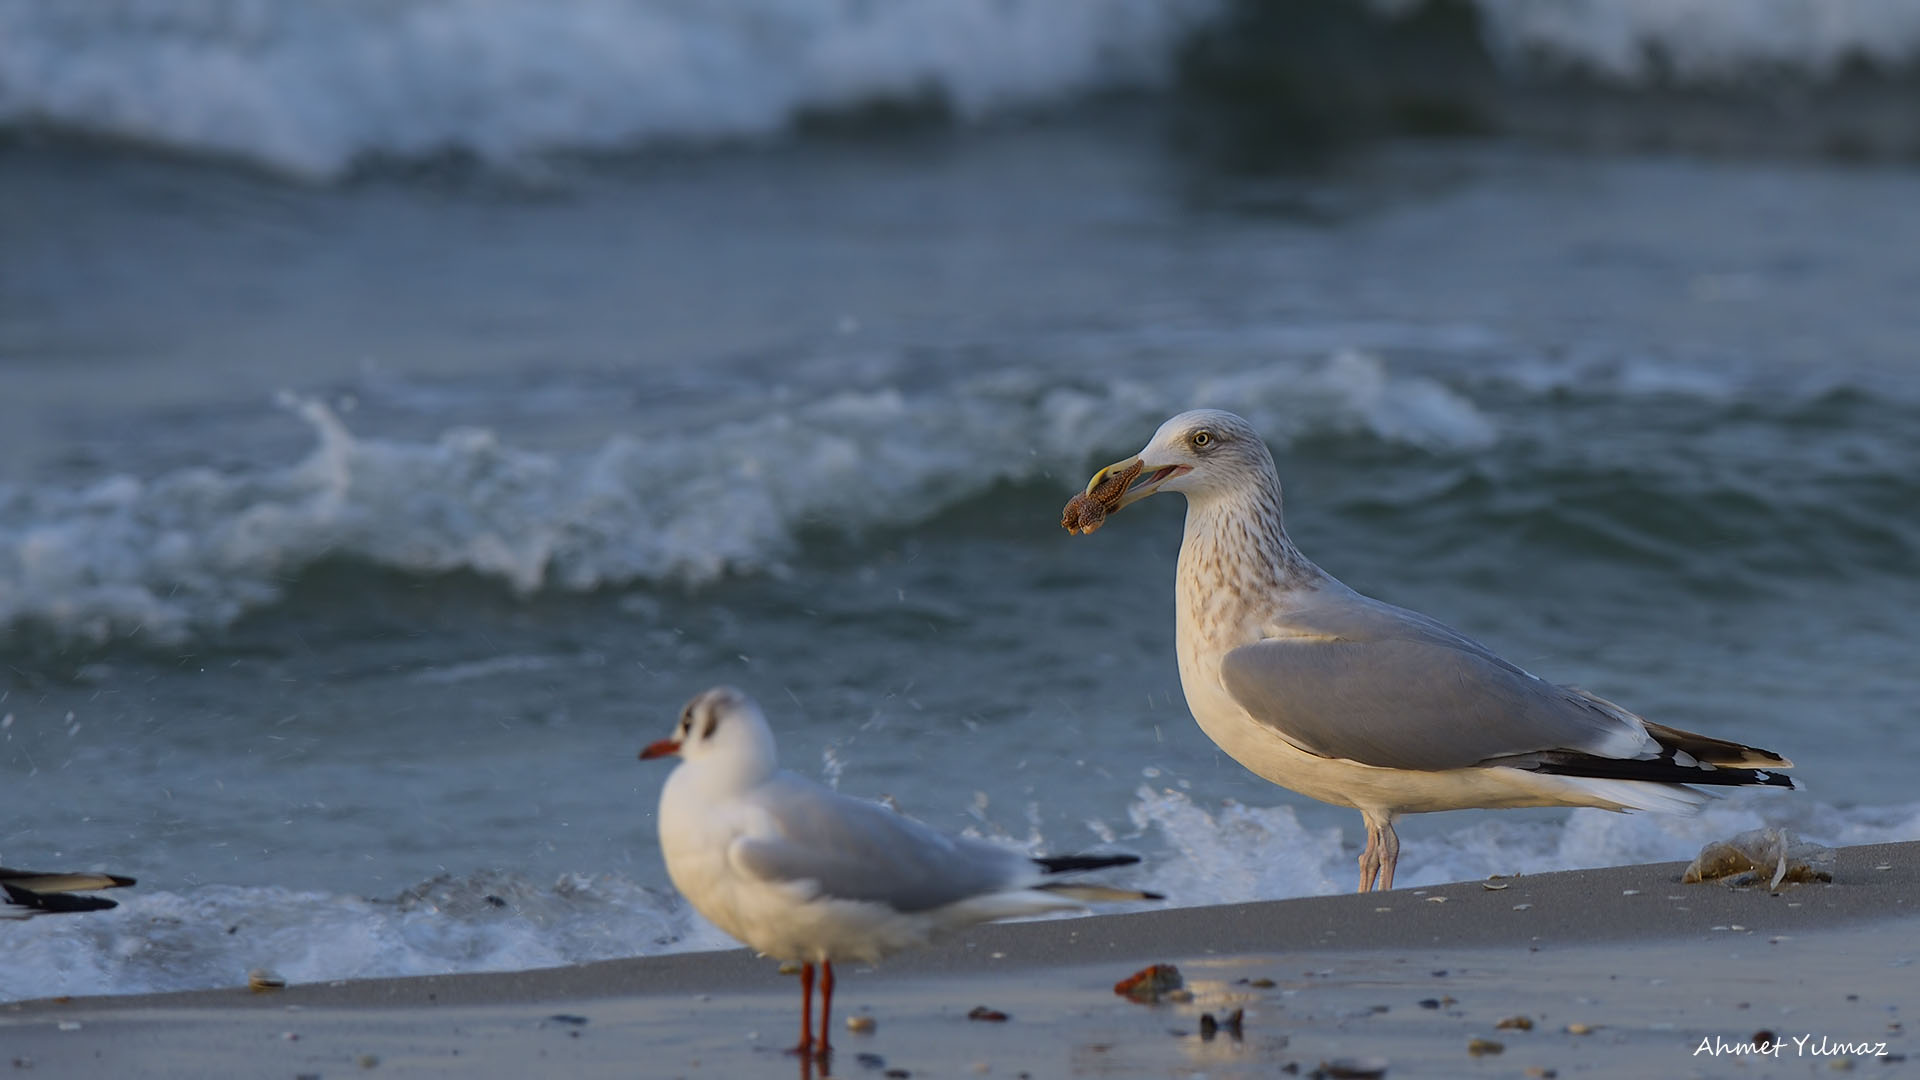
[794,962,816,1054]
[816,961,836,1055]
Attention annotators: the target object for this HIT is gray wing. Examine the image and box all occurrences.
[731,774,1031,913]
[1218,590,1651,772]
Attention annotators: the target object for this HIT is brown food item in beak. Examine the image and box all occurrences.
[1061,459,1143,536]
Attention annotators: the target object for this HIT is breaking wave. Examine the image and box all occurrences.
[0,353,1494,646]
[6,0,1919,178]
[2,869,734,1001]
[0,0,1219,179]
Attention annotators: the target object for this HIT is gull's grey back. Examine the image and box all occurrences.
[1222,589,1646,772]
[733,772,1030,913]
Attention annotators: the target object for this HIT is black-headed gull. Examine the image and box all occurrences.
[1072,409,1795,892]
[2,865,136,919]
[640,686,1160,1057]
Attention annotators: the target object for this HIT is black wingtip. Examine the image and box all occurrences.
[37,893,121,914]
[1526,757,1799,789]
[3,882,121,914]
[1033,853,1143,874]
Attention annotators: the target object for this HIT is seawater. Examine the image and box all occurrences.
[5,4,1920,1004]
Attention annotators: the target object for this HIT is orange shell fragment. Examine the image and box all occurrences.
[1113,963,1184,1003]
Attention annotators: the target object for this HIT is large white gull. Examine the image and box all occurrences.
[1070,408,1795,893]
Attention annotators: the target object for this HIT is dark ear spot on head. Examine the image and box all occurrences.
[700,712,720,741]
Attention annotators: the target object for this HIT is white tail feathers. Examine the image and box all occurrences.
[1541,774,1716,815]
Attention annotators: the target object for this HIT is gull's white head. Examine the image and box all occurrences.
[640,686,780,780]
[1085,409,1278,509]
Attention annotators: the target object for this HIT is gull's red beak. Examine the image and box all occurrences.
[639,739,682,761]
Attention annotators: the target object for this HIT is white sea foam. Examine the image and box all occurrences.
[0,869,734,1002]
[5,791,1913,1004]
[0,0,1219,179]
[0,356,1492,645]
[1469,0,1920,83]
[1128,786,1920,900]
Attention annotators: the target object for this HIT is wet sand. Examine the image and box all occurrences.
[5,841,1914,1079]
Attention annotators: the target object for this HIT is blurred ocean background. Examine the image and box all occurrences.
[4,0,1919,1000]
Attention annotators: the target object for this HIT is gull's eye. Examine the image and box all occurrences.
[1190,430,1212,449]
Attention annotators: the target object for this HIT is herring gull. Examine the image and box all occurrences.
[1070,409,1795,892]
[640,686,1160,1058]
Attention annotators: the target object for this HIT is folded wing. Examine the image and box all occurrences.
[1221,590,1654,772]
[729,775,1029,913]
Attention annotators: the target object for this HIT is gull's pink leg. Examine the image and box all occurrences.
[1357,810,1398,892]
[1379,821,1401,891]
[1356,819,1380,893]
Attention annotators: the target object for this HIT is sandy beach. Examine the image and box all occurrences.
[5,840,1911,1079]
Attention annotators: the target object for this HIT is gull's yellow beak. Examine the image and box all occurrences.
[1085,456,1187,511]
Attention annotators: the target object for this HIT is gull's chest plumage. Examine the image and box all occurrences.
[1173,586,1370,810]
[657,768,771,949]
[1171,505,1376,810]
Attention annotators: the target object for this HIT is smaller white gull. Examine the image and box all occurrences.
[2,865,136,919]
[1072,409,1796,893]
[641,686,1160,1058]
